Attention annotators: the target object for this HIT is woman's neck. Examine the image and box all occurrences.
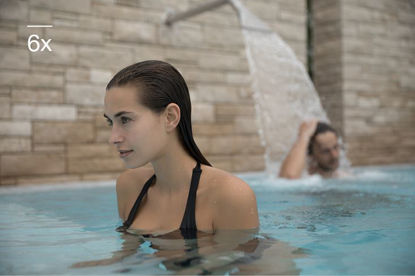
[150,143,197,195]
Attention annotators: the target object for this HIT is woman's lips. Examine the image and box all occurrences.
[119,150,133,158]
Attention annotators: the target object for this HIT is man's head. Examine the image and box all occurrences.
[307,122,340,172]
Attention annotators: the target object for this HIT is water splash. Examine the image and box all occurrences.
[230,0,349,173]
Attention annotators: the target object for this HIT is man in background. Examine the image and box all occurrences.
[279,120,340,179]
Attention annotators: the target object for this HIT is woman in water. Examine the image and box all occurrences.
[104,60,258,238]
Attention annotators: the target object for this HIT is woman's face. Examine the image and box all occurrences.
[104,85,167,168]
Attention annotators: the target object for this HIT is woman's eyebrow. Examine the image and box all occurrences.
[103,111,133,119]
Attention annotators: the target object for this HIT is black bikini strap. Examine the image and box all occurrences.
[180,162,202,238]
[116,174,155,232]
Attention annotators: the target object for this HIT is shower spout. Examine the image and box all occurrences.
[164,0,234,25]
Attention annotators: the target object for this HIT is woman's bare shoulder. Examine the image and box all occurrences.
[201,165,258,229]
[116,165,154,190]
[116,165,154,220]
[201,165,254,196]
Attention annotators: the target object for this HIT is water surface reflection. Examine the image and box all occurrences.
[72,229,305,274]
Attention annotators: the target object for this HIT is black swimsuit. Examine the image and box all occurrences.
[116,162,202,239]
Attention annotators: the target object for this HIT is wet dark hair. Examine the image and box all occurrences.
[107,60,211,166]
[307,122,338,155]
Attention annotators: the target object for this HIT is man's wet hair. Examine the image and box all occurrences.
[307,122,337,155]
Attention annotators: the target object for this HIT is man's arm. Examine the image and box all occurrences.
[279,120,317,179]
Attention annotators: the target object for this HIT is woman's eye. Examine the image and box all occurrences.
[106,119,113,126]
[121,117,131,124]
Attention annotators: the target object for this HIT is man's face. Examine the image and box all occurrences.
[311,131,340,172]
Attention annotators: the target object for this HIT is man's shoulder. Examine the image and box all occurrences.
[333,169,353,178]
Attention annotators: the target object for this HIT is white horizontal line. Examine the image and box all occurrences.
[27,25,53,28]
[0,180,115,195]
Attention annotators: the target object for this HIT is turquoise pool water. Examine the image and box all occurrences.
[1,165,414,274]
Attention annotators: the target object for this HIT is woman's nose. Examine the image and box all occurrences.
[109,127,123,144]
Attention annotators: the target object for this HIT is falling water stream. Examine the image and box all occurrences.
[230,0,349,173]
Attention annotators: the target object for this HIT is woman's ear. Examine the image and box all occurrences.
[164,103,180,132]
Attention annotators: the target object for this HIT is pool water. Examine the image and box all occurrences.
[0,165,414,274]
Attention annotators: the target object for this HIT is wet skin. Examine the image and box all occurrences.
[310,132,340,176]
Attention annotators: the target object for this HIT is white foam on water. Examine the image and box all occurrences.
[237,170,326,191]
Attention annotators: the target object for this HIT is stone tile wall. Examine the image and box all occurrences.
[342,0,415,165]
[0,0,306,185]
[312,0,343,136]
[313,0,415,165]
